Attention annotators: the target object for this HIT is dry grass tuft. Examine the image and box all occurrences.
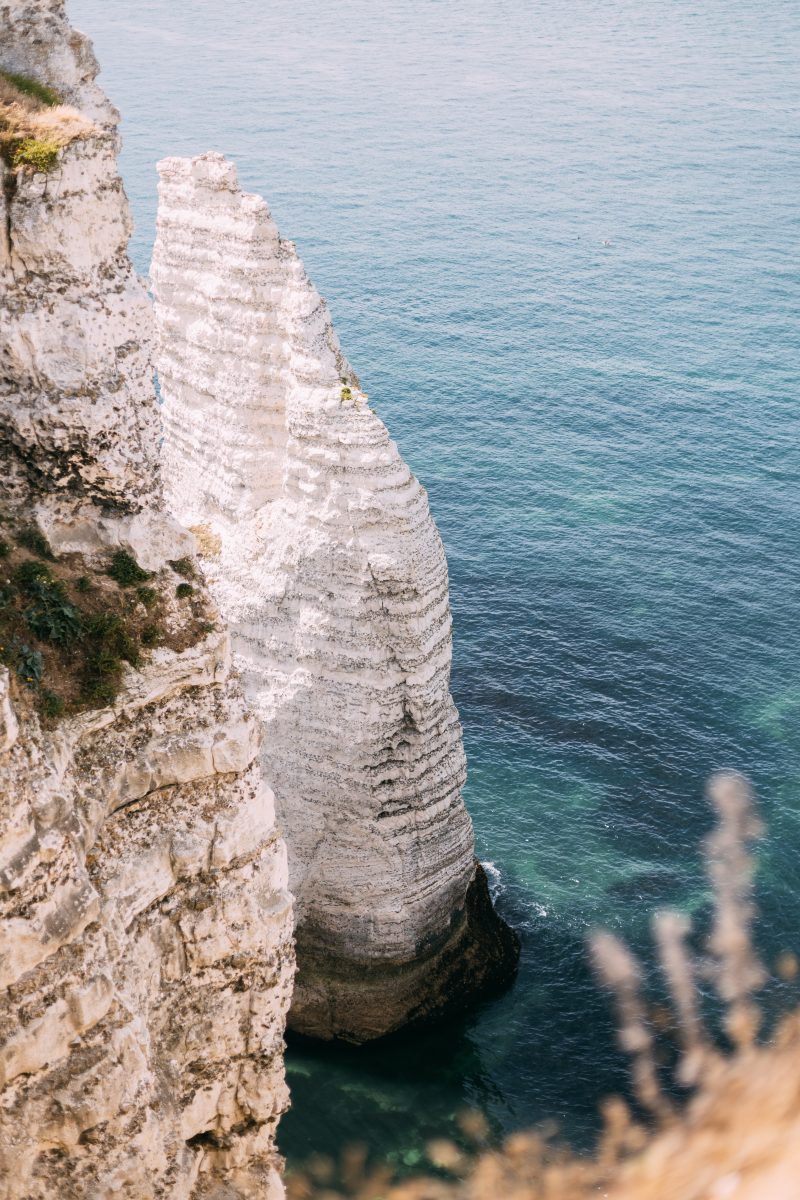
[0,69,95,169]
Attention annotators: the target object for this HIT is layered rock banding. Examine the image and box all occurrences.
[0,4,294,1197]
[151,153,519,1042]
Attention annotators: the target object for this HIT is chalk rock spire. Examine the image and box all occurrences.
[1,6,294,1197]
[152,152,518,1041]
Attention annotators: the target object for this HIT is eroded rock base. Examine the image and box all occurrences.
[290,863,520,1043]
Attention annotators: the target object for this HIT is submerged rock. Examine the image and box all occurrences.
[151,153,519,1042]
[0,5,294,1197]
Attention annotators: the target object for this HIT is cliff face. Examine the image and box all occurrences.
[0,6,294,1197]
[151,153,518,1042]
[0,0,158,511]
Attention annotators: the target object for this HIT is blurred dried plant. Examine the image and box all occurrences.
[704,771,766,1047]
[289,771,800,1200]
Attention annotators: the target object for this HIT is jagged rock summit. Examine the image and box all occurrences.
[0,5,294,1198]
[151,152,519,1042]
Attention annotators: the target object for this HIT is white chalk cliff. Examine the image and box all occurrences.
[151,153,518,1042]
[0,4,294,1197]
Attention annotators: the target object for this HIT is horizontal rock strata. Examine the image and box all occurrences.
[151,153,519,1042]
[0,5,294,1197]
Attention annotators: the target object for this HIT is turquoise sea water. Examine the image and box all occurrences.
[70,0,800,1174]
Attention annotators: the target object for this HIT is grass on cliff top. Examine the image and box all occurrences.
[0,68,94,172]
[0,519,214,723]
[0,70,60,107]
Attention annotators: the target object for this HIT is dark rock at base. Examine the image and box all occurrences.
[289,859,521,1044]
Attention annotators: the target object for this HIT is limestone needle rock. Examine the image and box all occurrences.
[151,152,519,1043]
[0,6,294,1197]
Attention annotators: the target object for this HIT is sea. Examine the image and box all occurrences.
[68,0,800,1176]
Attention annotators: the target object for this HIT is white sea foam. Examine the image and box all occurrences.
[482,859,504,901]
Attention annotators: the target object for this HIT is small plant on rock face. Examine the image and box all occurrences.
[14,560,82,647]
[80,645,120,705]
[4,637,44,688]
[75,575,92,594]
[24,588,81,647]
[175,582,193,599]
[41,689,65,718]
[169,557,195,579]
[106,549,151,588]
[16,525,54,559]
[86,613,140,666]
[79,612,141,705]
[19,644,43,687]
[12,137,60,172]
[136,585,158,608]
[14,559,52,589]
[340,386,353,403]
[140,623,161,648]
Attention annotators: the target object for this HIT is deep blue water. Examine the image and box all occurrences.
[70,0,800,1175]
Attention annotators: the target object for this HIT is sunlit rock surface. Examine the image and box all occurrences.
[151,153,518,1043]
[0,5,294,1197]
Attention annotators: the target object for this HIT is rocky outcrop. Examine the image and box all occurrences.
[151,153,518,1042]
[0,0,158,510]
[0,5,294,1197]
